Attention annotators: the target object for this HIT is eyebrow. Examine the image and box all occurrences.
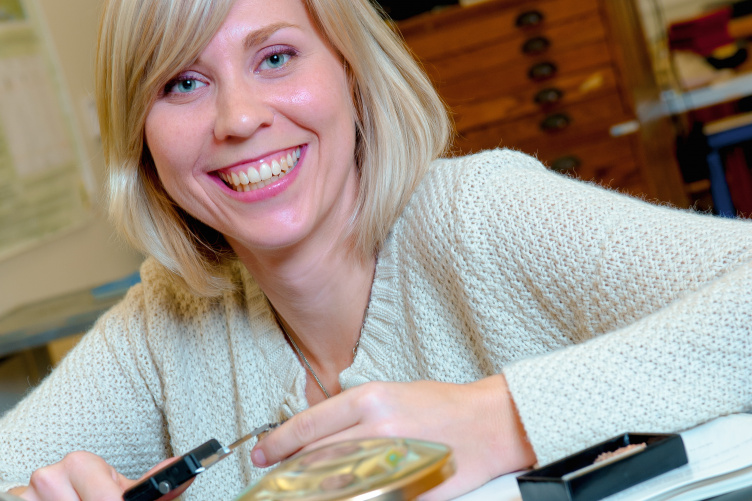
[243,22,297,50]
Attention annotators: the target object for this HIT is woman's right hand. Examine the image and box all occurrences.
[7,452,190,501]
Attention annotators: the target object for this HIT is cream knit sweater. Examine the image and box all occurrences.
[1,149,751,499]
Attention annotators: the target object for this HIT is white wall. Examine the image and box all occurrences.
[0,0,143,316]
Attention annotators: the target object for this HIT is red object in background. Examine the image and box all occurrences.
[724,146,752,216]
[691,102,741,124]
[669,7,734,57]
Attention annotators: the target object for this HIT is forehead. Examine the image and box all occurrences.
[192,0,339,67]
[215,0,312,36]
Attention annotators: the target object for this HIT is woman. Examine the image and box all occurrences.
[2,0,751,499]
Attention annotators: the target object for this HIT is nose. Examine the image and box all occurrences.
[213,79,274,141]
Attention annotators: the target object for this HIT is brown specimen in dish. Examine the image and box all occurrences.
[594,443,647,464]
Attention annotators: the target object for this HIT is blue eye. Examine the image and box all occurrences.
[166,78,207,94]
[259,52,291,70]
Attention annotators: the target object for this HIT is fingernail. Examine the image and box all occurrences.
[251,448,267,467]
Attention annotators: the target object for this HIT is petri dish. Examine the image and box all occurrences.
[235,437,454,501]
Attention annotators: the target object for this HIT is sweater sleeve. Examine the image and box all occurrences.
[505,260,752,465]
[0,285,171,492]
[476,151,752,466]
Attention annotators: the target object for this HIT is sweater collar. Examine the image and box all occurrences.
[231,237,402,412]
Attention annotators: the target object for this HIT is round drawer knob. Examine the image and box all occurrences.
[516,10,544,28]
[534,87,563,105]
[540,113,571,132]
[522,36,551,55]
[528,62,557,81]
[551,155,581,172]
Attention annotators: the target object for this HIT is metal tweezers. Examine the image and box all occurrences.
[123,422,284,501]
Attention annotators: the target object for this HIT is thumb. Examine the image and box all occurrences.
[120,457,195,501]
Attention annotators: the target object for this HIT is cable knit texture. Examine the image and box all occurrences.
[1,149,751,498]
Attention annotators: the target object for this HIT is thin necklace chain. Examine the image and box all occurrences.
[271,306,360,400]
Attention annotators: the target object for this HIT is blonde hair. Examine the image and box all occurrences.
[96,0,451,296]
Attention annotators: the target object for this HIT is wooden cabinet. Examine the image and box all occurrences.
[397,0,689,206]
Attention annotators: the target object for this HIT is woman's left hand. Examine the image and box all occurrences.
[251,374,536,500]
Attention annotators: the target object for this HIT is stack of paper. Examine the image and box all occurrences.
[609,413,752,501]
[455,413,752,501]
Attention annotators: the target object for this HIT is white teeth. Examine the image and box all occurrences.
[221,148,301,191]
[248,167,260,183]
[259,163,272,181]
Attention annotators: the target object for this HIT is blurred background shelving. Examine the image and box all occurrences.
[377,0,752,216]
[637,0,752,216]
[389,0,689,208]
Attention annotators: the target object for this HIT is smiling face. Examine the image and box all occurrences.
[144,0,358,258]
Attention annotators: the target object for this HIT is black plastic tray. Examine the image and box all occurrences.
[517,432,688,501]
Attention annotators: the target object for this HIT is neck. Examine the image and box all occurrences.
[232,233,376,386]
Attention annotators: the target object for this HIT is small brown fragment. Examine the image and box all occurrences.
[594,443,646,464]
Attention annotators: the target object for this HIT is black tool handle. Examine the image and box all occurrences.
[123,439,223,501]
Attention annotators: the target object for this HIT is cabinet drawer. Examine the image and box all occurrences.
[455,135,643,195]
[453,67,618,133]
[541,145,648,196]
[537,137,644,195]
[437,39,613,105]
[455,93,632,154]
[418,9,608,83]
[399,0,599,61]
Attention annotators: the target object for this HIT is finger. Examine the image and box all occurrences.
[24,451,122,501]
[7,486,33,501]
[65,452,129,501]
[252,389,371,466]
[288,425,373,457]
[121,457,195,501]
[23,465,81,501]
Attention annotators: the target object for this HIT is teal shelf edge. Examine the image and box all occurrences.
[0,271,141,358]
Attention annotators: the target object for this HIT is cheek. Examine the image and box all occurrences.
[142,122,194,217]
[322,73,358,141]
[144,113,170,173]
[278,68,355,136]
[284,87,314,107]
[144,111,193,187]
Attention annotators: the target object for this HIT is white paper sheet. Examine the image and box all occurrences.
[454,414,752,501]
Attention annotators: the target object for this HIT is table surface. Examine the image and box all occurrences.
[454,413,752,501]
[455,471,523,500]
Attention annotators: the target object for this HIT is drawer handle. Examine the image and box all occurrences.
[534,87,563,105]
[528,62,557,81]
[551,155,581,172]
[516,10,545,28]
[522,36,551,55]
[540,113,571,132]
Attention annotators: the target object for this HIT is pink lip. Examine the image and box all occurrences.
[210,145,306,202]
